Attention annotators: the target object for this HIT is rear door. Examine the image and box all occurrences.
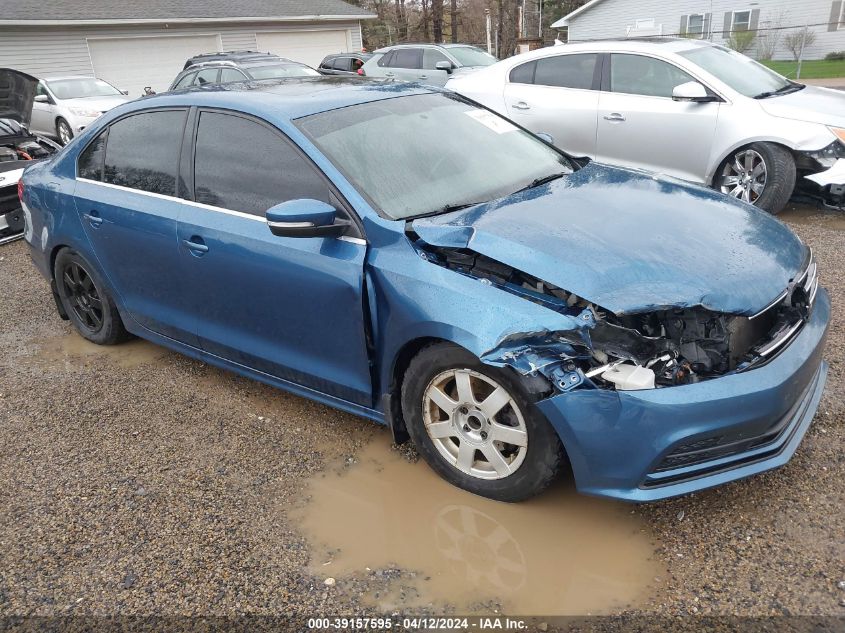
[177,110,373,406]
[503,53,601,158]
[73,108,196,344]
[595,53,720,182]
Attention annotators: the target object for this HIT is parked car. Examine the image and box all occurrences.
[169,51,319,90]
[361,43,496,86]
[318,52,373,76]
[21,78,828,502]
[0,69,61,245]
[448,38,845,214]
[29,76,131,146]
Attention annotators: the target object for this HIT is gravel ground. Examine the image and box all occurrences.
[0,202,843,620]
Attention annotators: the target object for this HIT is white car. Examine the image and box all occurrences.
[448,38,845,214]
[30,76,132,145]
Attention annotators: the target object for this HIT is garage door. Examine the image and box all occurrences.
[88,34,221,98]
[256,30,349,68]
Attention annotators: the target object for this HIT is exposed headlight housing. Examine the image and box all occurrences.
[802,136,845,168]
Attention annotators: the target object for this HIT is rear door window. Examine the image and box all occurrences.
[192,111,329,216]
[103,110,186,196]
[220,68,246,83]
[533,54,598,89]
[78,132,107,180]
[194,68,219,85]
[377,52,395,67]
[509,61,536,84]
[392,48,423,69]
[333,58,353,72]
[173,72,196,89]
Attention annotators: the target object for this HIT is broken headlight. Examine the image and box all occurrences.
[801,138,845,169]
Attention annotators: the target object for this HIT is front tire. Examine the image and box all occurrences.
[54,248,129,345]
[56,118,73,146]
[401,343,564,502]
[715,143,795,214]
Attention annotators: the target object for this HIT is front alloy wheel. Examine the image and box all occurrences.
[402,342,564,502]
[423,368,528,480]
[57,118,73,146]
[719,148,767,204]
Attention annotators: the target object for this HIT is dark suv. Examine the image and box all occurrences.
[318,52,373,76]
[168,51,319,90]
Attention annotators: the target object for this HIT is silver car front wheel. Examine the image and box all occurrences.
[422,368,528,480]
[719,148,768,204]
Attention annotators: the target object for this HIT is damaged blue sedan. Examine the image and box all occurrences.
[21,78,829,502]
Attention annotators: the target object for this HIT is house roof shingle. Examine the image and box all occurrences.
[0,0,375,22]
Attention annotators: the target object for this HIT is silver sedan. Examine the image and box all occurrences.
[448,39,845,214]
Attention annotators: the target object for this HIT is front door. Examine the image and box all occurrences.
[595,53,720,183]
[177,110,373,406]
[73,108,197,344]
[503,52,601,158]
[29,82,56,137]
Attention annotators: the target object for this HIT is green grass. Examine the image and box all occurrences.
[760,59,845,79]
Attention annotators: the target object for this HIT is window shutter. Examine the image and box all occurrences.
[680,15,688,35]
[749,9,760,32]
[704,13,712,38]
[830,1,842,31]
[723,12,732,38]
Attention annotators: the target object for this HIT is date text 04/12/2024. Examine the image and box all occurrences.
[307,616,530,630]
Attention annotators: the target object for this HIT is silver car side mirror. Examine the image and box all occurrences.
[34,94,49,103]
[672,81,712,102]
[435,60,454,74]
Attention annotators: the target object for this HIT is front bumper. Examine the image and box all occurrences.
[537,287,830,502]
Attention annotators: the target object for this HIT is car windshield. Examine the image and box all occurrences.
[246,64,320,79]
[447,46,497,67]
[47,78,121,99]
[295,93,573,220]
[678,45,794,98]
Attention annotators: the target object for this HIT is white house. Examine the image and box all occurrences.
[552,0,845,61]
[0,0,376,97]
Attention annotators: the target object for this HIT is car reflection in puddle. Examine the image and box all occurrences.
[293,431,664,615]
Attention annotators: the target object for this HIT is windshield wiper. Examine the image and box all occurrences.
[754,82,805,99]
[512,172,568,195]
[408,201,486,220]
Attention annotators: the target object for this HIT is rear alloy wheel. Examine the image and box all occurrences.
[56,118,73,146]
[402,343,564,502]
[716,143,795,214]
[54,249,129,345]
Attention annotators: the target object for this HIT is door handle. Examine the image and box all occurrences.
[418,75,428,80]
[511,101,531,111]
[82,211,103,227]
[603,113,626,122]
[385,72,395,77]
[182,238,209,255]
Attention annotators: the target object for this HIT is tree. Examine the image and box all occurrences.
[784,28,817,61]
[451,0,459,42]
[727,29,756,54]
[432,0,444,42]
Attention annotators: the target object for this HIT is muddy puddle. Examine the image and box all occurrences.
[294,432,663,615]
[32,333,170,369]
[780,205,845,230]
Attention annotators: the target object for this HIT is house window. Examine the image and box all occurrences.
[688,14,705,37]
[732,10,751,31]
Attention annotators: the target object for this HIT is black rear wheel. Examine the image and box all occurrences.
[54,248,129,344]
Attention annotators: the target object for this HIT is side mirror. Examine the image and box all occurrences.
[672,81,715,102]
[34,94,49,103]
[535,132,554,145]
[266,199,350,238]
[435,60,454,74]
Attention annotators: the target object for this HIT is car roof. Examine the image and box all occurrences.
[525,37,713,58]
[134,77,438,121]
[373,43,482,52]
[42,76,99,81]
[324,52,372,59]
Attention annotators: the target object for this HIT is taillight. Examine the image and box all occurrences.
[357,68,364,76]
[17,179,24,202]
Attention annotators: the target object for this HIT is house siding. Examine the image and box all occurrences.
[0,20,364,79]
[565,0,845,60]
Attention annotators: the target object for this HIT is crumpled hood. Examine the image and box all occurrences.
[62,94,132,113]
[412,163,807,316]
[758,85,845,127]
[0,68,37,129]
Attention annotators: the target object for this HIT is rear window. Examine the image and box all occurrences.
[77,132,107,180]
[103,110,186,196]
[533,54,598,89]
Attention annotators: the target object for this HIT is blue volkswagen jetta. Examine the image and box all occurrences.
[20,78,829,502]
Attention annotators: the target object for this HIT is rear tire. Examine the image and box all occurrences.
[715,143,795,215]
[401,342,564,502]
[54,248,129,345]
